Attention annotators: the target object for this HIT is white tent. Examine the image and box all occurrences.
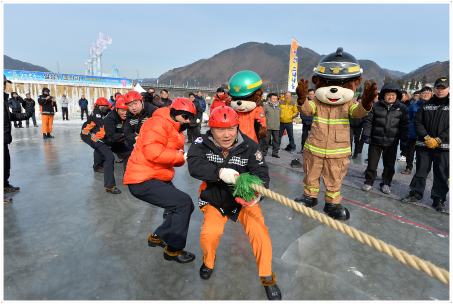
[134,83,146,93]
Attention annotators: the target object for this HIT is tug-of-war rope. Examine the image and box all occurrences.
[233,174,449,286]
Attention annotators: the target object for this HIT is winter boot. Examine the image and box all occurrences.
[199,262,213,280]
[290,158,303,168]
[401,191,421,203]
[46,133,54,138]
[163,246,195,263]
[148,233,167,248]
[260,272,282,300]
[93,167,103,173]
[43,133,47,139]
[106,187,121,194]
[432,198,446,213]
[324,203,350,220]
[294,195,318,208]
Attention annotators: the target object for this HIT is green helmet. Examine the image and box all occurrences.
[228,70,262,98]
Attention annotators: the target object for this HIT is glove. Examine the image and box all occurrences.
[425,137,440,149]
[235,192,261,207]
[183,152,187,161]
[219,168,240,184]
[196,119,200,124]
[363,137,370,144]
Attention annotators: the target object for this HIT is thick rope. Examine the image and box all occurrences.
[251,184,449,286]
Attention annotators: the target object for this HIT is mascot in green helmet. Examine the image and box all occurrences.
[228,70,268,143]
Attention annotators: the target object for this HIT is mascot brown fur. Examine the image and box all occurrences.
[294,47,377,220]
[230,88,269,143]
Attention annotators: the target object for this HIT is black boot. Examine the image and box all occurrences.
[43,133,47,139]
[294,195,318,208]
[148,233,167,248]
[401,191,421,203]
[47,133,54,138]
[260,272,282,300]
[432,198,446,213]
[106,187,121,194]
[163,247,195,263]
[93,167,103,173]
[199,262,213,280]
[323,203,350,220]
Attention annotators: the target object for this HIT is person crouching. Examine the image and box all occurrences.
[187,106,282,300]
[123,98,197,263]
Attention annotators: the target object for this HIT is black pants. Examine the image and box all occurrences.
[187,126,200,143]
[81,109,88,120]
[81,134,104,170]
[405,138,417,170]
[365,143,399,187]
[12,110,22,127]
[92,142,132,188]
[62,107,68,120]
[4,144,11,187]
[410,147,449,200]
[128,179,194,250]
[263,130,279,157]
[350,126,363,155]
[301,124,311,150]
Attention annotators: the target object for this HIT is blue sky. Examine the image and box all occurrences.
[4,3,450,79]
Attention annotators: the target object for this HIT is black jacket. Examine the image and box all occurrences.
[103,110,126,147]
[414,94,449,150]
[8,94,23,111]
[81,106,110,136]
[187,130,269,221]
[189,98,203,127]
[38,91,57,115]
[362,99,410,146]
[4,92,32,144]
[124,103,158,145]
[23,98,35,110]
[161,98,172,107]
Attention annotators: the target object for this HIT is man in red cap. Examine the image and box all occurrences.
[187,106,281,300]
[124,98,197,263]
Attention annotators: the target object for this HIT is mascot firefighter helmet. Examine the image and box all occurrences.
[115,98,128,110]
[313,47,362,80]
[209,106,239,128]
[124,91,143,104]
[228,70,262,98]
[95,97,110,106]
[170,98,197,115]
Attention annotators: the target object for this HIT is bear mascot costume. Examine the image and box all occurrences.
[295,47,377,220]
[228,70,268,143]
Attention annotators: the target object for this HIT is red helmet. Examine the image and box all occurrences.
[115,94,124,101]
[96,97,110,106]
[170,98,196,115]
[124,91,143,104]
[115,98,128,110]
[209,106,239,128]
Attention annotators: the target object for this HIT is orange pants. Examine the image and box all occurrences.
[200,203,272,277]
[303,149,350,204]
[41,114,54,134]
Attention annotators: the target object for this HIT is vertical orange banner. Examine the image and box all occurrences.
[288,38,299,92]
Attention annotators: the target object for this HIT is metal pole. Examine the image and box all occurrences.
[136,70,139,80]
[57,62,59,73]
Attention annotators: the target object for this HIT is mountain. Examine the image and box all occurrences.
[156,42,395,90]
[401,61,449,83]
[4,55,51,72]
[383,68,405,78]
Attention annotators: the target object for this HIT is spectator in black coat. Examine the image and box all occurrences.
[160,89,172,107]
[361,82,410,194]
[402,77,449,212]
[298,89,315,154]
[23,93,37,127]
[3,75,33,203]
[186,92,203,143]
[8,92,24,128]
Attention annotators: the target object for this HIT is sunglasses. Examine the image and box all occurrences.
[181,114,194,121]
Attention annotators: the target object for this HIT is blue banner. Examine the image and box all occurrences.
[4,69,132,89]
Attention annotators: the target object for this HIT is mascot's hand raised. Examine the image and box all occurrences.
[296,79,309,105]
[361,81,378,111]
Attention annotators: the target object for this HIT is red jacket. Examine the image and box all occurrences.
[237,106,267,143]
[210,94,231,113]
[123,107,186,184]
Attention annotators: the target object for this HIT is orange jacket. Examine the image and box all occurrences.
[237,106,267,143]
[210,95,231,113]
[123,107,186,184]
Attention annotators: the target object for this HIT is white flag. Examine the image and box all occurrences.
[97,39,107,50]
[99,32,112,45]
[92,42,98,53]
